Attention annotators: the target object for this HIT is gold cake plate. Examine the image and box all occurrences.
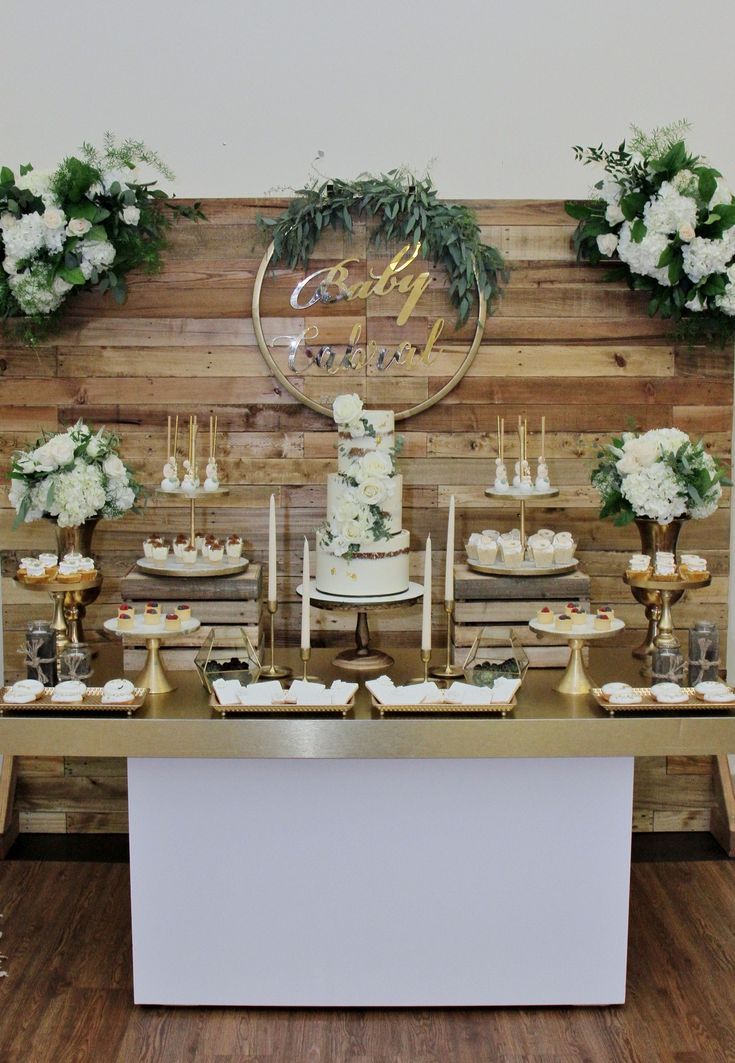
[209,693,355,717]
[370,693,517,717]
[136,556,249,578]
[592,686,735,715]
[0,686,148,716]
[467,558,579,578]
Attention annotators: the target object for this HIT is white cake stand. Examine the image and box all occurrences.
[104,616,200,694]
[298,581,423,674]
[529,616,625,696]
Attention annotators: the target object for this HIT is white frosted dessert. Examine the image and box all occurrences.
[315,394,410,597]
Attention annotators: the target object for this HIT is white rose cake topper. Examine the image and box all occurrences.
[314,394,411,597]
[8,419,142,527]
[566,121,735,346]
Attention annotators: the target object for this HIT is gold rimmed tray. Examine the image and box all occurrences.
[592,686,735,715]
[14,573,103,593]
[0,686,148,716]
[467,558,579,578]
[370,694,516,717]
[209,693,355,718]
[624,572,711,593]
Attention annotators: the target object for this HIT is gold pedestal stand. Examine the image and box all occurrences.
[16,574,102,656]
[155,485,230,552]
[625,572,711,655]
[429,601,463,679]
[104,618,201,696]
[529,617,626,696]
[262,601,292,679]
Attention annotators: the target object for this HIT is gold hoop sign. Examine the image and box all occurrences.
[251,232,486,420]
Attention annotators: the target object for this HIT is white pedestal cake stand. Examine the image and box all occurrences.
[104,617,201,694]
[298,581,423,674]
[529,616,626,695]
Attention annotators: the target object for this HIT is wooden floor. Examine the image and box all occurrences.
[0,856,734,1062]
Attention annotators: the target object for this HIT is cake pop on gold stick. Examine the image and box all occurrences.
[161,414,181,491]
[204,413,220,491]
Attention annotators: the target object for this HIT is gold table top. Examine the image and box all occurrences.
[1,647,734,759]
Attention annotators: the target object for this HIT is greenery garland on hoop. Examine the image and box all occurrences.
[257,169,507,326]
[565,121,735,347]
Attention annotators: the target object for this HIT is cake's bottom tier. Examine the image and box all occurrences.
[315,530,410,598]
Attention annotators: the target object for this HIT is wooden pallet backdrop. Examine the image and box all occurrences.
[1,199,731,834]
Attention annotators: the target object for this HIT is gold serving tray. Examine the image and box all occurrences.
[0,686,148,716]
[467,558,579,578]
[370,694,516,717]
[592,686,735,715]
[209,693,355,717]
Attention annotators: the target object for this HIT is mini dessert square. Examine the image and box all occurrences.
[164,613,182,632]
[555,613,572,632]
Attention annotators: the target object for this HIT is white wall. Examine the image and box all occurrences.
[2,0,734,199]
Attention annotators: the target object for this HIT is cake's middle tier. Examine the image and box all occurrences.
[337,435,396,477]
[327,473,403,533]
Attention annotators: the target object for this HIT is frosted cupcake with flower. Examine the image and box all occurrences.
[9,420,142,527]
[591,428,729,527]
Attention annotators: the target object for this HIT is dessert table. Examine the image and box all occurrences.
[1,647,734,1008]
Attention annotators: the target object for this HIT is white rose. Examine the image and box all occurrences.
[52,276,73,296]
[342,519,364,543]
[334,496,360,523]
[360,449,393,480]
[66,218,92,237]
[42,207,66,230]
[709,178,732,210]
[330,534,350,557]
[34,434,76,471]
[121,205,140,225]
[605,203,625,226]
[332,393,364,425]
[685,293,705,312]
[103,454,125,478]
[355,477,388,506]
[0,212,17,229]
[86,430,105,457]
[16,455,37,473]
[596,233,618,257]
[678,223,695,242]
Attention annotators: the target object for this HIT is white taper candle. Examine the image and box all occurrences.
[444,495,455,602]
[301,537,311,650]
[422,535,432,652]
[268,494,277,603]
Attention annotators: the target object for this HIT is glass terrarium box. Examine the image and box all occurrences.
[194,627,262,693]
[462,627,530,689]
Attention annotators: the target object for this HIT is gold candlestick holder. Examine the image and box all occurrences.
[262,600,292,679]
[299,646,319,682]
[408,648,432,684]
[429,601,463,679]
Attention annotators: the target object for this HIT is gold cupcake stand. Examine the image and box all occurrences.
[484,484,559,560]
[529,617,626,695]
[15,572,102,653]
[624,572,711,654]
[104,617,201,695]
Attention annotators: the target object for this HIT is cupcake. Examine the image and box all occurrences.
[194,531,206,552]
[24,562,48,584]
[146,601,161,615]
[536,528,555,542]
[176,603,192,622]
[571,608,587,627]
[57,562,80,583]
[555,614,572,632]
[78,558,97,582]
[38,552,58,571]
[528,533,554,568]
[680,554,709,582]
[143,609,160,626]
[626,553,651,579]
[226,535,243,559]
[63,551,83,567]
[536,606,554,625]
[117,603,132,617]
[476,536,498,565]
[654,551,678,579]
[480,529,501,542]
[143,536,158,558]
[152,542,170,562]
[465,532,484,562]
[598,605,615,622]
[117,612,135,631]
[208,539,224,562]
[552,532,576,565]
[182,544,198,565]
[164,612,182,632]
[172,534,190,558]
[502,542,524,568]
[594,613,612,631]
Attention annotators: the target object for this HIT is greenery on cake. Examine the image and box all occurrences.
[258,168,507,326]
[566,121,735,345]
[0,134,204,344]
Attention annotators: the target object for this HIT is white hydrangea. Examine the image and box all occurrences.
[102,167,135,193]
[104,476,136,515]
[643,181,697,235]
[8,263,64,314]
[14,169,55,205]
[672,169,698,196]
[617,223,671,286]
[47,460,107,527]
[620,463,688,524]
[714,283,735,316]
[79,239,116,278]
[2,211,47,260]
[682,230,735,283]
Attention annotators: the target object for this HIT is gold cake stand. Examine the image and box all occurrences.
[15,573,103,654]
[298,581,423,675]
[484,485,559,553]
[153,485,230,556]
[624,572,711,653]
[104,616,201,694]
[529,616,626,696]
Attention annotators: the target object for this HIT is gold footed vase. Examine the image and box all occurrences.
[630,518,685,660]
[49,518,102,650]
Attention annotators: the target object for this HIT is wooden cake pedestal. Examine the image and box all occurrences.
[299,581,423,675]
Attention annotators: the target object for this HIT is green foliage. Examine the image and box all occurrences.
[258,170,508,327]
[50,157,102,203]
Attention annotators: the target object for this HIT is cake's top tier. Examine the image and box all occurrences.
[332,396,397,476]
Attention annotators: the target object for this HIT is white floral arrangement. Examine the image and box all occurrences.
[0,135,203,342]
[9,420,142,528]
[318,394,401,559]
[566,122,735,345]
[591,428,730,527]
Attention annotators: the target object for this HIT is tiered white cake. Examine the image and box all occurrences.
[315,394,410,597]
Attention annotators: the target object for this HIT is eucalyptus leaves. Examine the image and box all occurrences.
[258,170,507,326]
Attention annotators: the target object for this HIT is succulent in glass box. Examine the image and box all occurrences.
[462,627,529,688]
[194,627,261,694]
